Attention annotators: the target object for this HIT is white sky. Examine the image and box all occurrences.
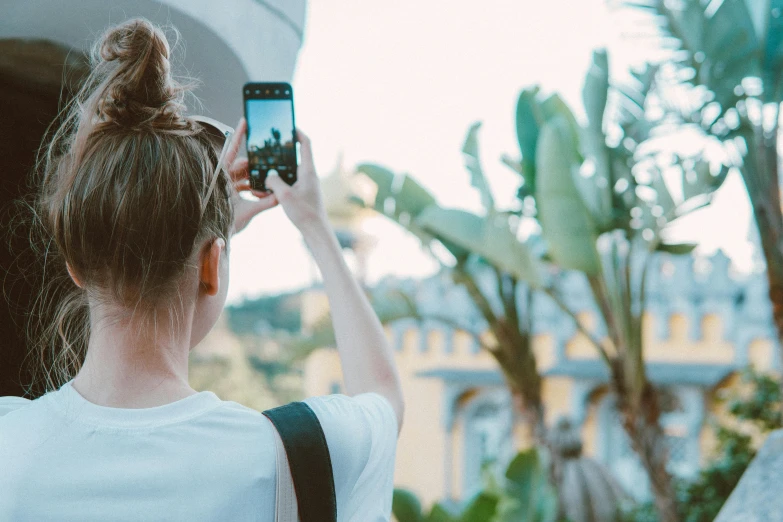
[226,0,756,304]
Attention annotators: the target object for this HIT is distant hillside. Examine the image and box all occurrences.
[226,290,304,336]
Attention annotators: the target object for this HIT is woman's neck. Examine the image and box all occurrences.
[71,305,197,408]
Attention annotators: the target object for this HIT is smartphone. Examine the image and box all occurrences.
[243,82,297,192]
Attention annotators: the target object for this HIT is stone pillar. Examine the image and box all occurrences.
[715,430,783,521]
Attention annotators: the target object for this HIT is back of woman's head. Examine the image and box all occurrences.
[27,18,233,392]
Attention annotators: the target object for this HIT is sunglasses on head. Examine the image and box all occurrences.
[190,115,235,218]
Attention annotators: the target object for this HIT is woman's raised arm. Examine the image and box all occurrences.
[264,129,405,433]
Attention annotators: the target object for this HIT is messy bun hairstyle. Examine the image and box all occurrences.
[25,18,234,394]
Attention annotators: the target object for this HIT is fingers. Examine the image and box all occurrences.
[295,128,315,176]
[224,118,247,168]
[265,172,291,200]
[246,193,279,213]
[229,157,249,183]
[233,193,279,234]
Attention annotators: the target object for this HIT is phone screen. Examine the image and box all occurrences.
[243,83,297,192]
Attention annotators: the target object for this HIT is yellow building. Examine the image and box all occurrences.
[302,249,779,507]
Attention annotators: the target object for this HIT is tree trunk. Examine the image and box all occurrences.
[490,318,572,519]
[744,118,783,412]
[750,200,783,410]
[765,270,783,415]
[617,382,680,522]
[454,269,569,517]
[511,386,569,521]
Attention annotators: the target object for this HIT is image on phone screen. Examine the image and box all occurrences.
[245,93,297,192]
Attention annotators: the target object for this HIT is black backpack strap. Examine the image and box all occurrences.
[263,401,337,522]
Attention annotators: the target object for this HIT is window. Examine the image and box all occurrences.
[460,390,514,498]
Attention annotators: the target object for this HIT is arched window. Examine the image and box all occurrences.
[459,389,515,498]
[596,386,702,501]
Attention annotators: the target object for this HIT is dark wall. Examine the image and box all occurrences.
[0,40,87,397]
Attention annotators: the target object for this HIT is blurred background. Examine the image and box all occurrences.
[2,0,783,520]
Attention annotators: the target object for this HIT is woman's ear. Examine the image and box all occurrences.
[199,238,226,297]
[66,262,83,289]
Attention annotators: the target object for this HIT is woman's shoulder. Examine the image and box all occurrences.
[301,392,398,473]
[303,393,398,431]
[0,396,32,418]
[302,393,399,518]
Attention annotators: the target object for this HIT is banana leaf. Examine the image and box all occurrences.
[536,116,602,275]
[763,0,783,102]
[462,122,495,214]
[415,207,542,287]
[356,163,436,219]
[357,163,472,258]
[515,87,543,196]
[709,2,759,109]
[581,49,614,227]
[497,449,558,522]
[540,93,582,162]
[636,0,760,111]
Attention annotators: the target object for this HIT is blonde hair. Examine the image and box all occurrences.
[23,18,234,395]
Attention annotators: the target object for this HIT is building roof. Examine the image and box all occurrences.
[417,368,505,386]
[544,360,736,387]
[418,361,736,388]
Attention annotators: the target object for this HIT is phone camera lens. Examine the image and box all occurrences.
[275,90,280,94]
[255,90,260,94]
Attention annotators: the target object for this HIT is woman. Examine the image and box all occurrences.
[0,18,404,521]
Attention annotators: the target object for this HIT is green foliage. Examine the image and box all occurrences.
[581,49,613,228]
[535,115,601,275]
[463,122,495,214]
[675,427,755,522]
[246,356,293,381]
[358,123,541,283]
[625,0,783,346]
[362,39,728,522]
[416,207,541,286]
[393,489,425,522]
[357,162,466,260]
[515,87,542,198]
[392,489,499,522]
[282,286,419,361]
[726,367,783,432]
[512,87,582,202]
[626,0,761,110]
[622,367,783,522]
[491,449,559,522]
[392,448,561,522]
[622,428,756,522]
[359,163,437,220]
[461,493,501,522]
[226,291,302,334]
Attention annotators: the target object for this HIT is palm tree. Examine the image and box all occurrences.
[505,49,725,522]
[357,140,547,443]
[621,0,783,405]
[357,49,725,522]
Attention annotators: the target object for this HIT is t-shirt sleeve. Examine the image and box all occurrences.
[0,396,31,418]
[303,392,398,522]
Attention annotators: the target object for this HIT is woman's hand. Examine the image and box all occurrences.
[224,118,279,234]
[263,128,330,235]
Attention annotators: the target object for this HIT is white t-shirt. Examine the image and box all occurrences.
[0,380,398,522]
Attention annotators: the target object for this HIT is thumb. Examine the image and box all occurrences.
[265,172,290,200]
